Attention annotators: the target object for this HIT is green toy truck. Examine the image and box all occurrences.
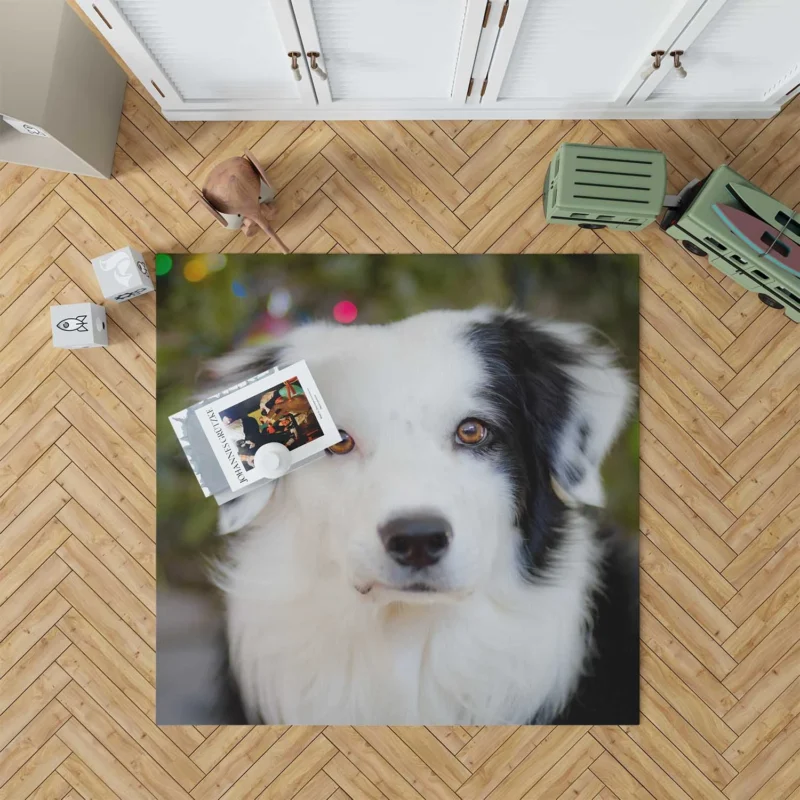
[659,165,800,323]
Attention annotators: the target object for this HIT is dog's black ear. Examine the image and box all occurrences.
[467,313,632,509]
[542,321,633,507]
[197,345,284,535]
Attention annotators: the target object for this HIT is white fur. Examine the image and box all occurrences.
[542,320,634,507]
[213,309,629,724]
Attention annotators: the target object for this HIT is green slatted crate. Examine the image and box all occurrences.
[544,143,667,231]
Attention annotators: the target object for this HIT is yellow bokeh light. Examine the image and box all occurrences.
[183,258,208,282]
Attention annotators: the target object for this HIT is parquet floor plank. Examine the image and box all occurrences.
[55,714,160,800]
[56,535,154,644]
[1,69,798,798]
[187,122,240,158]
[121,85,202,176]
[0,692,69,797]
[267,122,337,192]
[400,122,470,175]
[56,606,155,716]
[641,500,736,609]
[729,98,800,179]
[116,116,202,212]
[453,121,539,193]
[0,192,69,276]
[630,120,712,181]
[639,284,735,389]
[453,122,506,156]
[0,228,69,316]
[774,164,800,210]
[640,645,737,752]
[0,518,72,609]
[0,377,69,467]
[639,357,736,464]
[188,726,288,800]
[0,556,70,643]
[187,121,275,187]
[112,147,203,248]
[321,207,383,254]
[454,119,583,230]
[57,752,122,799]
[328,122,467,247]
[642,573,738,683]
[56,573,155,683]
[633,226,736,318]
[666,120,735,171]
[0,163,36,206]
[639,681,737,791]
[55,464,155,575]
[364,120,469,210]
[437,121,470,139]
[723,676,800,772]
[0,170,66,243]
[641,537,736,645]
[724,566,800,662]
[55,426,154,535]
[322,138,446,252]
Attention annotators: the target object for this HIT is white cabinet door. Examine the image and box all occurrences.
[290,0,486,110]
[632,0,800,108]
[481,0,706,109]
[75,0,316,112]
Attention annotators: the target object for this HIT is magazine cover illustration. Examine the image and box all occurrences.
[194,360,341,491]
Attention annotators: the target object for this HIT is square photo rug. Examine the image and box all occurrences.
[156,253,639,726]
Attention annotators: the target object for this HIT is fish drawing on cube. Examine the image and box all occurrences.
[91,246,154,302]
[51,303,108,349]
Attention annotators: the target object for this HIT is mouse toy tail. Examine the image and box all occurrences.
[255,216,290,254]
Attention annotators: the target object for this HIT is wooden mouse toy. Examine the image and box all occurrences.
[197,149,289,254]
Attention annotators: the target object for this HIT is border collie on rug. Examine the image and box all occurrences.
[201,308,639,725]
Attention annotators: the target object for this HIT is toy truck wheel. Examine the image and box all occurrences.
[758,293,784,310]
[578,223,606,229]
[682,240,707,257]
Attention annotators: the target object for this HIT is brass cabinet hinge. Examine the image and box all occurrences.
[499,1,509,27]
[482,0,492,27]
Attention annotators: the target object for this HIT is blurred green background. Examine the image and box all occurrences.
[157,253,639,590]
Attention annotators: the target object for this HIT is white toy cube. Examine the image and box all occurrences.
[91,246,154,302]
[51,303,108,349]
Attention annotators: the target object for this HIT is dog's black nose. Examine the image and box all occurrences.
[379,515,452,569]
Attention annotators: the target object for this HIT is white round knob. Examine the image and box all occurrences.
[254,442,292,479]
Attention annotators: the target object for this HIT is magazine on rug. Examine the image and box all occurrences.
[169,360,341,502]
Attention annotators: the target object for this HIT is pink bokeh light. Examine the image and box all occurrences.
[333,300,358,324]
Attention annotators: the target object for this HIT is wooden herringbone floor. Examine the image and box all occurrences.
[2,71,800,799]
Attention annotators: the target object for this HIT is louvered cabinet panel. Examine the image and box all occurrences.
[291,0,484,106]
[494,0,693,102]
[116,0,293,100]
[648,0,800,103]
[75,0,313,110]
[74,0,795,118]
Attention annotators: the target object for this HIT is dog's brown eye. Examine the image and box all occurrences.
[327,430,355,455]
[455,419,489,446]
